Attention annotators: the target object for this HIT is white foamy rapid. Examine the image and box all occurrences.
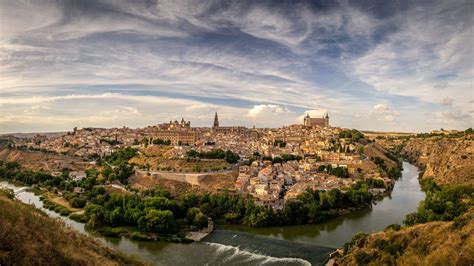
[205,242,312,266]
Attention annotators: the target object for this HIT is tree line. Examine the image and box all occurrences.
[81,180,376,235]
[186,149,240,164]
[339,129,365,142]
[318,164,350,177]
[0,160,383,238]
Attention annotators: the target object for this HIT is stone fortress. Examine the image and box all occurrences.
[304,113,329,127]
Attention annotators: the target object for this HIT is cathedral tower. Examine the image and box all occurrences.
[213,112,219,128]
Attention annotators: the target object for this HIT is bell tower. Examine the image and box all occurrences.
[304,113,310,127]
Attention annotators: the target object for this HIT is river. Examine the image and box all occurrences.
[0,162,424,265]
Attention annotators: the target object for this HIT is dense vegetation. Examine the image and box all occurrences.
[78,179,376,237]
[371,156,401,179]
[186,149,240,164]
[96,147,137,184]
[0,161,103,213]
[0,189,144,266]
[404,179,473,226]
[339,129,365,142]
[318,164,349,177]
[101,147,137,165]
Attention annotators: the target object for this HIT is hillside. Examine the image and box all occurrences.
[363,142,398,169]
[400,135,473,186]
[0,149,89,172]
[0,190,145,266]
[335,208,474,265]
[379,134,474,186]
[334,133,474,265]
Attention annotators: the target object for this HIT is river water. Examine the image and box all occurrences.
[1,162,424,266]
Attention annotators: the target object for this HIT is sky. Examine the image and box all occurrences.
[0,0,473,133]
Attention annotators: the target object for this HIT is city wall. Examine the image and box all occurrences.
[134,169,236,187]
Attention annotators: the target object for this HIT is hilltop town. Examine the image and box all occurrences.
[2,112,398,208]
[2,112,472,265]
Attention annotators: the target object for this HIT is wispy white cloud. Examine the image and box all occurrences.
[370,104,400,122]
[350,1,473,111]
[0,0,472,133]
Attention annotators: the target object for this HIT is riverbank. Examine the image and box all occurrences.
[215,162,424,248]
[0,161,424,265]
[186,218,214,241]
[0,189,145,265]
[334,133,474,264]
[0,179,326,265]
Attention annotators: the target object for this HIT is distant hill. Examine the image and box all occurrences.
[0,135,19,149]
[0,149,90,172]
[0,131,67,139]
[0,190,145,266]
[361,131,415,139]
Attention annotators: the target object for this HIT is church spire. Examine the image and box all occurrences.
[213,112,219,128]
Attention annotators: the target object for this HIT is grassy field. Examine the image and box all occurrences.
[0,190,146,266]
[43,191,82,213]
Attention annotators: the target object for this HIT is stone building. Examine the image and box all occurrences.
[303,113,329,127]
[212,112,247,134]
[152,131,196,145]
[159,118,191,130]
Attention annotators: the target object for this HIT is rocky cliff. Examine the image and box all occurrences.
[334,133,474,265]
[380,134,473,186]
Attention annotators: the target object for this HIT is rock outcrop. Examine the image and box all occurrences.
[394,134,473,186]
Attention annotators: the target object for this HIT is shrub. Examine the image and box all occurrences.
[343,232,369,254]
[354,250,372,265]
[0,188,14,199]
[70,197,87,208]
[372,238,388,250]
[70,213,88,223]
[385,223,402,231]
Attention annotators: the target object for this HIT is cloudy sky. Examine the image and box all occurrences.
[0,0,473,133]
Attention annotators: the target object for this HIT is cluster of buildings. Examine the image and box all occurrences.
[16,112,393,205]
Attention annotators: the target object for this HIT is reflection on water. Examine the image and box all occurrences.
[0,162,424,265]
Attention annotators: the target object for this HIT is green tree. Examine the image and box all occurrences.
[84,204,107,228]
[138,209,177,234]
[193,212,208,229]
